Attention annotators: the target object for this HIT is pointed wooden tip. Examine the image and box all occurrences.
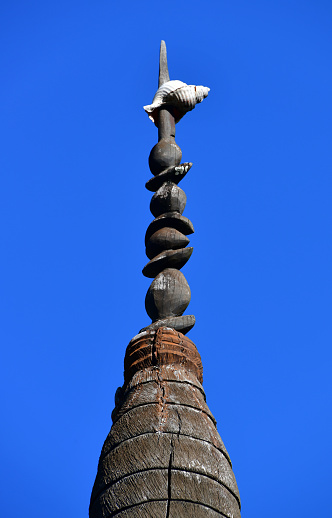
[159,40,170,88]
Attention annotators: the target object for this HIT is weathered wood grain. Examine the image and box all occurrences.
[113,383,211,422]
[145,212,194,244]
[91,500,168,518]
[93,434,239,504]
[170,437,239,501]
[142,247,193,278]
[171,471,241,517]
[146,227,190,260]
[91,434,172,500]
[150,182,187,217]
[124,360,204,390]
[125,327,201,363]
[124,344,200,383]
[124,327,202,383]
[169,500,234,517]
[112,381,214,425]
[91,470,168,516]
[91,470,240,518]
[101,404,230,464]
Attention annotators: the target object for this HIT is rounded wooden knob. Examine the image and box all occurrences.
[145,268,191,321]
[150,182,187,217]
[149,138,182,175]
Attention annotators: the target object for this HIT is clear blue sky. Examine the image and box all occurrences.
[1,1,331,517]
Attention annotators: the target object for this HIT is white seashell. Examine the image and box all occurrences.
[144,80,210,124]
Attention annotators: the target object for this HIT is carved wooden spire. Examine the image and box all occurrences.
[142,40,209,335]
[89,41,241,518]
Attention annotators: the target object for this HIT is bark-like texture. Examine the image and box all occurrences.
[90,328,241,517]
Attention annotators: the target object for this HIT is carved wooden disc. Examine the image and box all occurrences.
[146,227,190,260]
[140,314,196,335]
[145,212,194,245]
[145,162,192,192]
[143,247,193,278]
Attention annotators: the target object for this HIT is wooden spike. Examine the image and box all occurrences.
[158,41,175,140]
[159,40,170,88]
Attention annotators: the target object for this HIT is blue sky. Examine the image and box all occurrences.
[1,1,331,517]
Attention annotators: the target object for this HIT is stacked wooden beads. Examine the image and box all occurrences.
[142,138,195,335]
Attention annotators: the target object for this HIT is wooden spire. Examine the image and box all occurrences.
[144,40,195,334]
[89,41,241,518]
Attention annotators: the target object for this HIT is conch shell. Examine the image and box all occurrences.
[144,80,210,124]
